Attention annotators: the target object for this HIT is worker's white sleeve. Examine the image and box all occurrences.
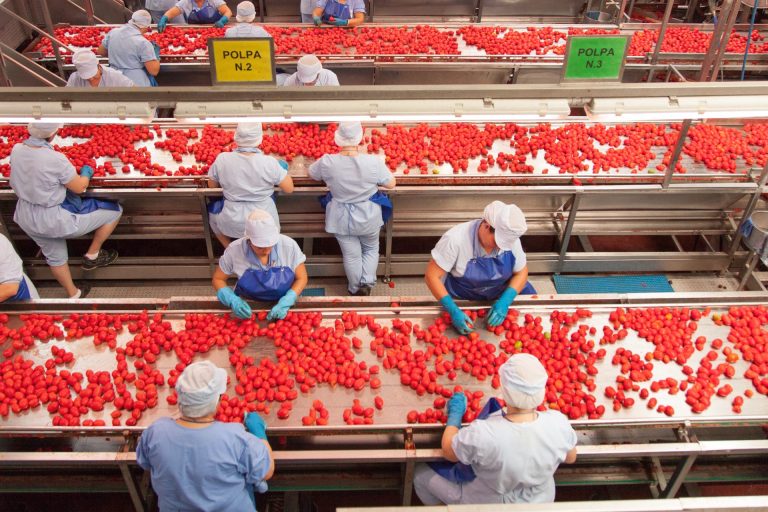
[431,234,459,274]
[451,422,490,467]
[267,157,288,185]
[510,239,527,273]
[283,237,307,269]
[375,158,392,186]
[218,247,235,276]
[307,158,324,182]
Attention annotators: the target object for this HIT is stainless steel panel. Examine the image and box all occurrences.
[263,0,369,19]
[372,0,475,17]
[481,0,587,17]
[375,63,512,84]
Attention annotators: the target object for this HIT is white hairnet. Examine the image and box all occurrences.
[296,54,322,84]
[176,361,227,418]
[72,50,99,79]
[334,122,363,147]
[234,122,263,147]
[245,208,279,247]
[236,1,256,22]
[130,9,152,28]
[27,122,61,139]
[483,200,527,251]
[499,353,547,410]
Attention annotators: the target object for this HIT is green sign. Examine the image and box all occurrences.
[562,35,630,82]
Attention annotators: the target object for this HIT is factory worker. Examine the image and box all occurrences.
[212,209,308,320]
[312,0,365,27]
[96,10,160,87]
[158,0,233,30]
[207,123,293,248]
[145,0,183,24]
[137,361,274,511]
[66,50,135,88]
[414,353,577,504]
[282,54,340,87]
[225,1,271,38]
[9,123,122,299]
[425,201,536,334]
[300,0,316,23]
[0,234,39,302]
[309,122,395,296]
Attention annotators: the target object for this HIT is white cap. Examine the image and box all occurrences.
[483,200,527,251]
[27,122,61,139]
[72,50,99,80]
[130,9,152,28]
[499,353,547,410]
[334,122,363,147]
[234,122,263,147]
[176,361,227,418]
[236,1,256,22]
[245,208,279,247]
[296,54,322,84]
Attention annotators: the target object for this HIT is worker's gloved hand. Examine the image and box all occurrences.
[157,15,169,33]
[439,295,474,335]
[330,17,348,26]
[312,15,322,26]
[278,160,289,171]
[80,165,94,179]
[244,412,268,439]
[487,287,518,327]
[151,42,161,59]
[217,287,252,320]
[214,15,229,28]
[267,289,297,321]
[446,392,467,428]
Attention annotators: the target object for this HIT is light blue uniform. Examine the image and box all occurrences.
[0,234,39,300]
[9,142,123,267]
[146,0,184,24]
[300,0,316,22]
[309,153,392,293]
[136,417,271,512]
[101,24,157,87]
[174,0,226,20]
[414,410,577,504]
[219,236,306,278]
[282,69,339,87]
[208,151,287,237]
[316,0,366,17]
[66,66,135,88]
[225,23,271,38]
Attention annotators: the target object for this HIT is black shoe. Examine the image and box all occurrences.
[77,283,92,299]
[82,249,118,270]
[350,286,372,296]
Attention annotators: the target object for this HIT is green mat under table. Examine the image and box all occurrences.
[300,288,325,297]
[553,274,673,294]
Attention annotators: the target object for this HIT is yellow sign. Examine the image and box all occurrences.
[208,38,275,85]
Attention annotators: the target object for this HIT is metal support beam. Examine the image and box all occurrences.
[659,454,697,498]
[663,119,692,189]
[648,0,677,80]
[707,0,743,81]
[83,0,96,24]
[197,195,216,269]
[558,194,581,272]
[384,215,393,281]
[37,0,67,80]
[0,51,11,87]
[118,461,146,512]
[729,163,768,261]
[0,42,68,86]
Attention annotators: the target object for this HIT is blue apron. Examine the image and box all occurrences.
[233,243,295,301]
[321,0,353,22]
[444,221,536,301]
[61,190,121,215]
[318,191,393,223]
[3,276,31,302]
[428,398,504,483]
[186,1,223,24]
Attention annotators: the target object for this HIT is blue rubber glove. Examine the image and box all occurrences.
[217,287,252,320]
[267,289,297,321]
[439,295,474,335]
[446,392,467,427]
[157,15,168,33]
[244,412,267,439]
[214,15,229,28]
[487,287,518,327]
[278,159,289,171]
[151,42,161,59]
[312,15,321,26]
[331,18,349,26]
[80,165,94,179]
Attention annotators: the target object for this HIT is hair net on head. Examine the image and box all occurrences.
[27,122,61,139]
[334,122,363,147]
[72,50,99,79]
[483,200,527,251]
[130,9,152,28]
[499,353,548,410]
[236,1,256,22]
[234,122,263,147]
[245,208,279,247]
[176,361,227,418]
[296,54,322,84]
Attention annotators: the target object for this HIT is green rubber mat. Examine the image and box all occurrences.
[300,288,326,297]
[553,274,673,294]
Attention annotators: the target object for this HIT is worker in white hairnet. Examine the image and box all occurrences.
[9,123,122,299]
[0,234,39,302]
[282,54,339,87]
[137,361,274,511]
[425,201,536,334]
[212,209,308,320]
[158,0,233,29]
[225,1,271,38]
[96,10,161,86]
[66,50,135,88]
[414,353,577,504]
[309,122,395,295]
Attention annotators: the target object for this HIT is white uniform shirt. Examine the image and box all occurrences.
[102,24,156,87]
[452,410,577,503]
[282,68,339,87]
[225,24,271,38]
[145,0,177,9]
[431,220,526,278]
[0,234,23,286]
[66,66,136,87]
[300,0,316,14]
[218,236,306,278]
[174,0,225,18]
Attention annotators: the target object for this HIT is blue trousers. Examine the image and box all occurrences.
[335,232,379,293]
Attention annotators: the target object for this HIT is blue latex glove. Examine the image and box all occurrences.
[80,165,94,179]
[214,15,229,28]
[244,412,268,439]
[330,18,349,26]
[151,42,161,59]
[217,287,252,320]
[312,15,321,26]
[157,15,168,33]
[439,295,474,335]
[278,159,289,171]
[487,287,518,327]
[267,289,297,321]
[446,392,467,428]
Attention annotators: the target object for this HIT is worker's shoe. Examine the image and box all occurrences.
[350,286,372,296]
[82,249,118,270]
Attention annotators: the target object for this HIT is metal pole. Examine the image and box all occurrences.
[617,0,629,25]
[728,161,768,259]
[198,194,216,268]
[36,0,67,80]
[647,0,676,81]
[83,0,95,24]
[698,0,739,81]
[558,194,581,272]
[0,51,12,87]
[476,0,484,22]
[384,212,393,282]
[685,0,697,22]
[0,5,73,52]
[258,0,265,23]
[662,119,691,188]
[708,0,743,80]
[659,455,697,498]
[738,252,760,290]
[698,0,733,81]
[65,0,109,24]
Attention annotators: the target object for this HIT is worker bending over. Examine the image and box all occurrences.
[282,54,339,86]
[97,10,160,86]
[226,2,271,38]
[66,50,135,88]
[0,234,39,302]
